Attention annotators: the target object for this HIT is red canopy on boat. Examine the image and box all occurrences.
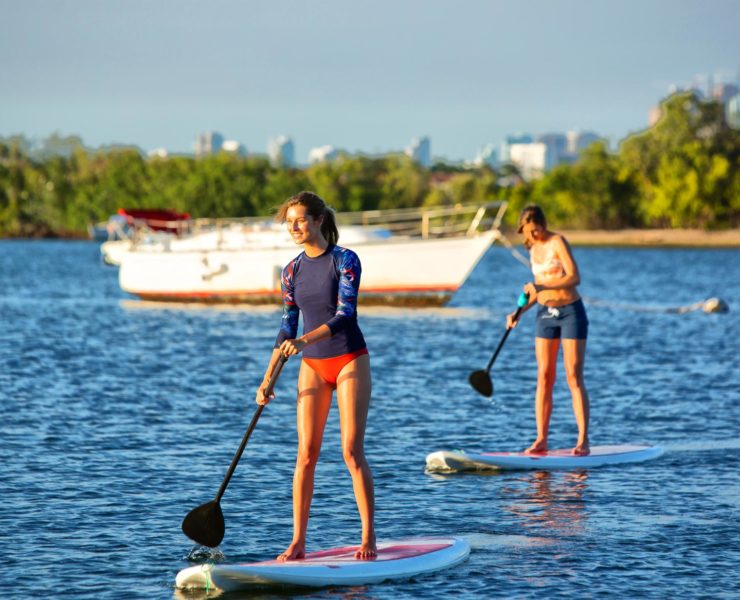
[117,208,191,233]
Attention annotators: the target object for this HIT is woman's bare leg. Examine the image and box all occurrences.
[526,338,560,454]
[278,362,333,561]
[562,338,590,455]
[336,354,376,559]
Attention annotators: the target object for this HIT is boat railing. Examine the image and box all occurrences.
[336,201,506,239]
[183,200,507,241]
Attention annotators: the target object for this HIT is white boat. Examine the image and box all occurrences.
[113,202,508,306]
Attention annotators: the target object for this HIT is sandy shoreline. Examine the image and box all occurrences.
[501,228,740,248]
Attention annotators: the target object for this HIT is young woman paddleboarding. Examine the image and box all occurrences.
[256,191,377,561]
[506,205,591,456]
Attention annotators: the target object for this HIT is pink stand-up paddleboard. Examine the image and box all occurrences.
[176,537,470,591]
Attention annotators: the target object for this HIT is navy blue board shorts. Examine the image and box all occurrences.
[535,299,589,340]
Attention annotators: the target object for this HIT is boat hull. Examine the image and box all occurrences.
[119,232,495,306]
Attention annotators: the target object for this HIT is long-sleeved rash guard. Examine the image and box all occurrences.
[274,245,367,359]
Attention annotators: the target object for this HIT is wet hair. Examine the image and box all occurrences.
[517,205,548,249]
[276,191,339,246]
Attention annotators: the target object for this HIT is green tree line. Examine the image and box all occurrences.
[1,91,737,238]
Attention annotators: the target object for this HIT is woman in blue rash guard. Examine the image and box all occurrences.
[256,191,376,561]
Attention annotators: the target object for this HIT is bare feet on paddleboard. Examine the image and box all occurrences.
[572,441,590,456]
[355,534,377,560]
[525,439,548,454]
[277,541,305,561]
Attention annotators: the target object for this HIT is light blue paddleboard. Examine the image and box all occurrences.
[176,536,470,591]
[426,444,663,471]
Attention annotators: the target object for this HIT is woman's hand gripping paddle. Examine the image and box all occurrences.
[469,292,528,397]
[181,354,288,548]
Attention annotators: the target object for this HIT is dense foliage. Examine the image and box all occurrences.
[1,92,737,238]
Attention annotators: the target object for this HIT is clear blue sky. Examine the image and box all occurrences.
[1,0,738,161]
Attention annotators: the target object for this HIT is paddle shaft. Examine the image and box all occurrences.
[484,303,525,372]
[214,354,287,503]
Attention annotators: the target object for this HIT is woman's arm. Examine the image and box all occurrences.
[506,294,536,328]
[256,347,286,405]
[325,248,361,334]
[274,259,300,347]
[279,324,332,356]
[259,260,300,404]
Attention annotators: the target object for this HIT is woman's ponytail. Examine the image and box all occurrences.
[276,191,339,245]
[320,206,339,246]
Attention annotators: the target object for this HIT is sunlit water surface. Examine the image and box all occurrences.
[1,241,738,599]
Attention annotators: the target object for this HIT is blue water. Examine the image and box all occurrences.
[1,240,739,599]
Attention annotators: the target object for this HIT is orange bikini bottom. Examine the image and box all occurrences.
[302,348,369,385]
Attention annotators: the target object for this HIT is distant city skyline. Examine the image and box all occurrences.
[1,0,738,161]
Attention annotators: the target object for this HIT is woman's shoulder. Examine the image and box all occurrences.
[329,246,362,276]
[283,251,306,275]
[332,245,361,262]
[546,232,576,260]
[547,231,570,248]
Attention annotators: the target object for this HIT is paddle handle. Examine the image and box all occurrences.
[484,293,529,372]
[214,354,288,503]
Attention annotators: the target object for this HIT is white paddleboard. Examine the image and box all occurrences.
[426,444,663,471]
[176,536,470,591]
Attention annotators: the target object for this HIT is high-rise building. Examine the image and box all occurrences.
[471,144,498,168]
[509,142,547,180]
[194,131,224,156]
[222,140,247,156]
[268,135,295,167]
[405,136,431,167]
[728,94,740,130]
[308,145,338,164]
[566,131,601,155]
[500,134,534,164]
[711,83,739,105]
[504,129,603,179]
[538,133,568,171]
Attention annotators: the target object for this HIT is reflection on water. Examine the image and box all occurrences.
[501,471,589,535]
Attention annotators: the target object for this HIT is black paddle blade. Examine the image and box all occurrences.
[469,370,493,397]
[181,499,225,548]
